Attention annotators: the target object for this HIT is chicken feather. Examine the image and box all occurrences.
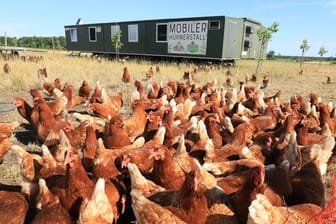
[248,194,321,224]
[131,189,187,224]
[79,178,114,224]
[127,163,166,197]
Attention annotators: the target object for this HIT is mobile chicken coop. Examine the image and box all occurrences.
[64,15,265,63]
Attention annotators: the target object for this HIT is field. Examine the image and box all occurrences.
[0,51,335,207]
[1,52,335,128]
[1,52,335,104]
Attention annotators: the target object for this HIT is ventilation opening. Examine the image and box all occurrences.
[209,20,220,30]
[244,40,252,51]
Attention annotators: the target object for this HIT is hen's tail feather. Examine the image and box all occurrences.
[248,194,274,224]
[130,189,187,224]
[317,172,336,223]
[317,198,336,224]
[44,130,61,146]
[127,163,165,197]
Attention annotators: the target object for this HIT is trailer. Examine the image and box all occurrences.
[64,15,265,63]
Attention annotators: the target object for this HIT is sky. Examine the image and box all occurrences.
[1,0,335,57]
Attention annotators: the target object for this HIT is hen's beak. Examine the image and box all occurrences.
[193,170,200,192]
[121,155,131,168]
[148,146,163,160]
[64,150,75,167]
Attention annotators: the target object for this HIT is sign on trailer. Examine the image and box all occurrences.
[167,20,208,55]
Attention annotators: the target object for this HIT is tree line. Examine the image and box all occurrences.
[0,36,66,50]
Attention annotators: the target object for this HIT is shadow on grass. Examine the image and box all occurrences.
[14,123,40,146]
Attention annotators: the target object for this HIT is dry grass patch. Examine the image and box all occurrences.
[1,52,335,104]
[1,51,335,123]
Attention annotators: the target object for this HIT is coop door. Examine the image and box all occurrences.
[226,21,238,58]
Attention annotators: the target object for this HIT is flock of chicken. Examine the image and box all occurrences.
[0,65,336,224]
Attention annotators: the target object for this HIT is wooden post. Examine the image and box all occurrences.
[4,32,9,60]
[52,36,55,55]
[4,32,7,47]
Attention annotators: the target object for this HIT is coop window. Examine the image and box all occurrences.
[70,28,77,42]
[245,25,254,37]
[244,40,252,51]
[89,27,97,42]
[209,20,220,30]
[156,23,167,42]
[246,26,252,33]
[111,25,121,41]
[128,24,138,42]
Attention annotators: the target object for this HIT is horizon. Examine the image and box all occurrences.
[0,42,333,59]
[1,0,335,57]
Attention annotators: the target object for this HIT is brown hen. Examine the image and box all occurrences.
[62,120,89,152]
[125,99,147,142]
[31,97,64,143]
[166,170,208,224]
[0,191,28,224]
[248,194,321,224]
[78,80,91,99]
[0,122,19,161]
[150,145,187,190]
[88,102,117,119]
[79,178,114,224]
[122,67,131,83]
[12,97,34,124]
[130,189,187,224]
[103,115,131,149]
[3,62,10,73]
[57,151,95,221]
[33,178,71,224]
[101,91,123,113]
[89,81,103,103]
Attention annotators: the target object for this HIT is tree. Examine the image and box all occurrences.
[54,38,61,50]
[318,46,328,64]
[299,39,309,72]
[266,50,275,60]
[1,36,66,50]
[111,30,123,60]
[255,22,279,75]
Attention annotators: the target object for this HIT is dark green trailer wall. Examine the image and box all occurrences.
[65,24,105,52]
[142,19,167,56]
[206,17,226,59]
[103,22,147,54]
